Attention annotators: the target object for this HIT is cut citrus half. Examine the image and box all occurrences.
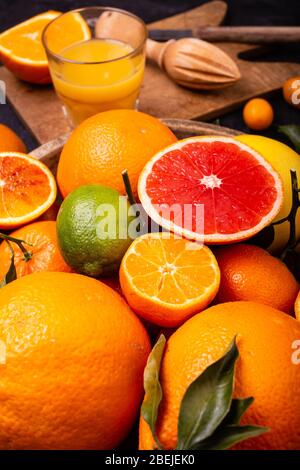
[138,136,283,244]
[119,232,220,327]
[0,152,57,229]
[42,10,91,55]
[0,11,60,84]
[0,10,91,84]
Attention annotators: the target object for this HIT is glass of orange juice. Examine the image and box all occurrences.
[43,7,147,126]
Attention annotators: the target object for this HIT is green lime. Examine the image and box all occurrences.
[57,184,134,277]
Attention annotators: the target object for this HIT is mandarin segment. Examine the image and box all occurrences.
[120,233,220,327]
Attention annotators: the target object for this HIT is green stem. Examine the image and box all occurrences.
[122,170,137,207]
[0,233,33,261]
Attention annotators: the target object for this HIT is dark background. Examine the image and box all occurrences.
[0,0,300,151]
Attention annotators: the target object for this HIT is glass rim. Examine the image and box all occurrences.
[42,6,148,65]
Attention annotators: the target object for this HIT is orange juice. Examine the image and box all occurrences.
[50,39,145,125]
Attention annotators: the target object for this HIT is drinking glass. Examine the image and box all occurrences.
[43,7,147,126]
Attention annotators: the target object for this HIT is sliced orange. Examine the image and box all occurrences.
[119,232,220,327]
[42,10,91,55]
[0,152,57,229]
[0,11,60,84]
[0,10,91,84]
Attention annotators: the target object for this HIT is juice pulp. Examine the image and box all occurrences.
[50,39,145,125]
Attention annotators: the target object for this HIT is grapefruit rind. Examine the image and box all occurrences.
[0,152,57,229]
[138,136,283,244]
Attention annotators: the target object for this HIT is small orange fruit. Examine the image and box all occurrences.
[0,152,57,229]
[0,124,27,153]
[0,271,150,449]
[213,244,299,314]
[283,76,300,109]
[0,11,60,84]
[120,233,220,327]
[0,221,72,280]
[243,98,274,130]
[57,110,177,198]
[139,301,300,450]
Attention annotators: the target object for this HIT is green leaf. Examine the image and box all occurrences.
[141,334,166,449]
[223,397,254,425]
[192,424,268,450]
[278,125,300,153]
[0,241,17,288]
[176,337,239,450]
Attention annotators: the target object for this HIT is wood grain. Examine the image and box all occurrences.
[0,0,299,145]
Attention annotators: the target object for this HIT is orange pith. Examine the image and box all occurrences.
[120,232,220,327]
[0,152,57,229]
[0,221,72,279]
[139,301,300,450]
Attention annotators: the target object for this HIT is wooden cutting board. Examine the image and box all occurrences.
[0,0,299,145]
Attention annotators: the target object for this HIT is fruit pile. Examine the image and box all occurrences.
[0,110,300,450]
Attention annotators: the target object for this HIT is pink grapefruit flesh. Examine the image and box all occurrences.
[138,137,283,243]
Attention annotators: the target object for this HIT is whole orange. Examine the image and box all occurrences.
[0,124,26,153]
[0,272,150,449]
[139,301,300,450]
[0,221,72,279]
[57,110,177,198]
[213,244,299,314]
[243,98,274,130]
[283,76,300,109]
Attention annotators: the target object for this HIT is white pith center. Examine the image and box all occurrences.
[200,174,222,189]
[159,263,176,275]
[0,180,5,188]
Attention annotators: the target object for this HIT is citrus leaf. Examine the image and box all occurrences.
[223,397,254,425]
[0,241,16,288]
[176,337,238,450]
[191,424,268,450]
[141,334,166,449]
[278,125,300,153]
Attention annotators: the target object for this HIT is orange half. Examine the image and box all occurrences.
[0,11,60,84]
[0,152,57,229]
[0,10,91,84]
[120,232,220,327]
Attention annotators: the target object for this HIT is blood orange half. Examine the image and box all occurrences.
[138,137,283,243]
[0,152,57,229]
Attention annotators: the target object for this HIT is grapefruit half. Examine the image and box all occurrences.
[138,137,283,243]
